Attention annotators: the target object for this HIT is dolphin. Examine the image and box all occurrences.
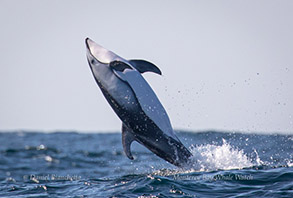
[85,38,192,167]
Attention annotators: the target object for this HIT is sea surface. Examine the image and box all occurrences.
[0,131,292,197]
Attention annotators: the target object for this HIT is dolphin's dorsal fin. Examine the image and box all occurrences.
[122,124,135,160]
[129,60,162,75]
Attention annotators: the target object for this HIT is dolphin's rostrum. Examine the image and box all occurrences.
[85,38,192,167]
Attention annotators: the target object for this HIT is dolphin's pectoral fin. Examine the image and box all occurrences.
[129,59,162,75]
[122,124,135,160]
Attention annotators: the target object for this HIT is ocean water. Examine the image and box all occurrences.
[0,131,292,197]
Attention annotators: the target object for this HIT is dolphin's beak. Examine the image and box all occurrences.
[85,38,124,64]
[85,37,91,50]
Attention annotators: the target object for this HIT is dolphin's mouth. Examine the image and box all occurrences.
[85,38,104,65]
[85,38,91,50]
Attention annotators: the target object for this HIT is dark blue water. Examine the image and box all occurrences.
[0,131,292,197]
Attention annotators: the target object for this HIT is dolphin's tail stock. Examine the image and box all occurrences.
[122,123,192,167]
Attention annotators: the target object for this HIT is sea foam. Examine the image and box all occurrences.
[189,139,260,171]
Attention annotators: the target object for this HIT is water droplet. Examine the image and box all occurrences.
[45,156,53,162]
[37,144,46,150]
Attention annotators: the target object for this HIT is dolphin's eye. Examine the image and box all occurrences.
[110,61,132,72]
[91,59,98,65]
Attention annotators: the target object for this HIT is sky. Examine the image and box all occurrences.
[0,0,292,134]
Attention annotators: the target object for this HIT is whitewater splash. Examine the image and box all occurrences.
[188,139,262,171]
[153,139,263,176]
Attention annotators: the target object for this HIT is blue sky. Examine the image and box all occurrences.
[0,0,292,133]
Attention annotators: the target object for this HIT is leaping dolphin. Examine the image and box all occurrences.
[85,38,192,167]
